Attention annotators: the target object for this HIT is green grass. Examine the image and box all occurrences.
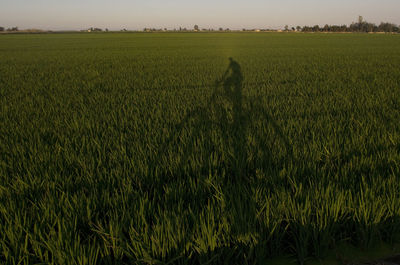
[0,32,400,264]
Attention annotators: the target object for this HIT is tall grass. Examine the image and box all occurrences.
[0,33,400,264]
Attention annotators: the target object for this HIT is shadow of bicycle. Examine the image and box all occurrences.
[142,58,296,263]
[153,57,293,185]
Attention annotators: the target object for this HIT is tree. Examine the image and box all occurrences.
[0,27,4,32]
[284,25,289,31]
[219,27,223,31]
[7,27,18,32]
[312,25,320,32]
[366,23,374,32]
[291,27,295,31]
[379,22,395,32]
[357,16,365,31]
[296,26,301,32]
[194,25,199,31]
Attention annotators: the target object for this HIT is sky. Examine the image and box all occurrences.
[1,0,399,30]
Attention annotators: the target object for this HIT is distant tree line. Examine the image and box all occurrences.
[88,27,103,32]
[141,18,399,33]
[143,26,231,32]
[0,27,19,32]
[298,16,399,33]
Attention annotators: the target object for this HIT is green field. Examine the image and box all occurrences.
[1,32,400,264]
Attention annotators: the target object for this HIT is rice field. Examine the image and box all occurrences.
[0,32,400,264]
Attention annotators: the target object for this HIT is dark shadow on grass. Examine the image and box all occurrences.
[141,58,400,265]
[152,57,294,183]
[144,58,297,263]
[98,59,400,265]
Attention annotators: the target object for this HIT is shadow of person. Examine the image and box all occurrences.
[221,58,247,180]
[134,58,310,264]
[147,58,294,259]
[150,57,294,188]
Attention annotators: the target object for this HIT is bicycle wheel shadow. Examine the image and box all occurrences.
[149,57,295,263]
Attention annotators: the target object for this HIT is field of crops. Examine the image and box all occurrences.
[1,32,400,264]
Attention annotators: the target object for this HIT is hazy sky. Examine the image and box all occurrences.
[1,0,399,30]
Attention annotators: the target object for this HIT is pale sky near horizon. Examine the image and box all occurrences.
[1,0,399,30]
